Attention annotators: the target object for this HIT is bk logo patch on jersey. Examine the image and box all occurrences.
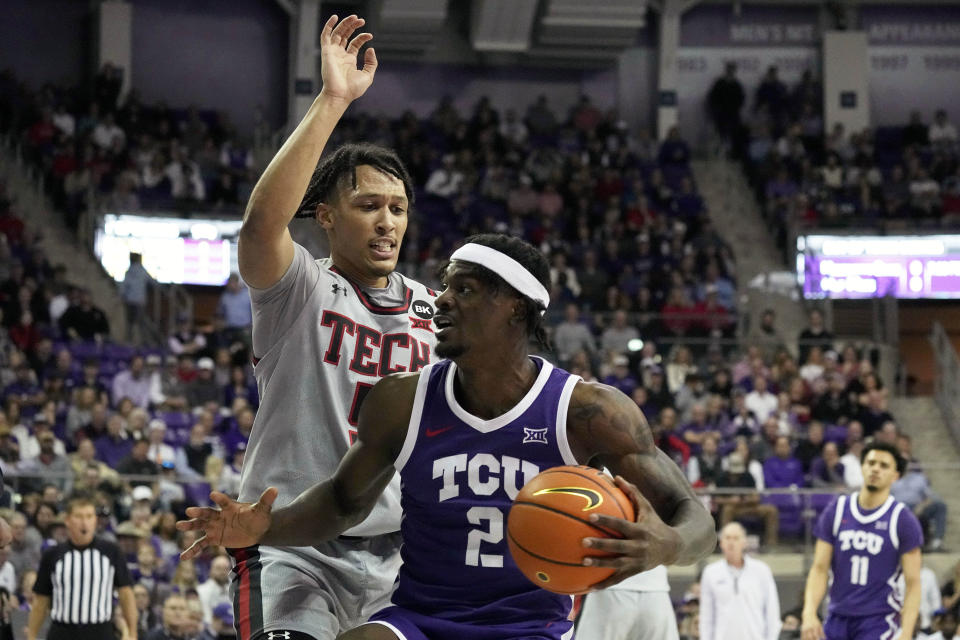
[412,300,435,319]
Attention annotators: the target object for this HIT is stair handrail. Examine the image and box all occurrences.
[930,321,960,446]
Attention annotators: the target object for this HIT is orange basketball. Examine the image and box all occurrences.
[507,465,636,595]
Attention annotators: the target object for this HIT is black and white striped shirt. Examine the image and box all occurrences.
[34,538,132,625]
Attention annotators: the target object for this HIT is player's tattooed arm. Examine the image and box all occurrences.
[566,382,715,575]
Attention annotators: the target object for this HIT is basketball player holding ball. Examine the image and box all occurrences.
[231,14,437,640]
[180,234,715,639]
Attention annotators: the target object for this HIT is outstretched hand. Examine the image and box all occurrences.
[319,14,377,104]
[579,476,683,590]
[176,487,278,560]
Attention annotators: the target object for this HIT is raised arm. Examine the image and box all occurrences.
[177,373,417,556]
[239,14,377,288]
[566,382,715,586]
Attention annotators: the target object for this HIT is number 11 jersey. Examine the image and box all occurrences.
[814,492,923,618]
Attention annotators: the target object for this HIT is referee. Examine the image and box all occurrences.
[28,494,137,640]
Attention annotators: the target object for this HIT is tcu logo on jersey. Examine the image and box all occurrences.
[433,453,540,502]
[838,529,885,554]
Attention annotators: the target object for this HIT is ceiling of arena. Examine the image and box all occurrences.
[298,0,960,67]
[309,0,652,68]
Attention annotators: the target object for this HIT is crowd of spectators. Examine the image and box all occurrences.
[1,64,270,229]
[0,63,954,639]
[707,63,960,255]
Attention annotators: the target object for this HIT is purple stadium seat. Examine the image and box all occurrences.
[69,342,101,360]
[104,343,136,361]
[161,411,193,433]
[824,424,848,444]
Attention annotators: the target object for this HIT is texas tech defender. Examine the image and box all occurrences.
[230,15,436,640]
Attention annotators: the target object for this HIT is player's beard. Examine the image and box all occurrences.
[436,341,465,359]
[865,483,879,492]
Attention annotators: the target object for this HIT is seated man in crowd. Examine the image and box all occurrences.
[894,434,948,552]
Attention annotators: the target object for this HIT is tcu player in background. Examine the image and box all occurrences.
[802,441,923,640]
[230,14,436,640]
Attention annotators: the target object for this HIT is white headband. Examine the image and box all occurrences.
[449,243,550,313]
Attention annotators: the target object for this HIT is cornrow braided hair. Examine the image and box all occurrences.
[294,142,415,218]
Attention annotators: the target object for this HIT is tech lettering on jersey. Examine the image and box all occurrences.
[432,453,540,502]
[320,310,430,376]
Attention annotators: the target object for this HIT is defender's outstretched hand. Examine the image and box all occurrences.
[176,487,278,560]
[319,14,377,104]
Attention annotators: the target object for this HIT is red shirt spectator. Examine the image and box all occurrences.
[9,311,41,353]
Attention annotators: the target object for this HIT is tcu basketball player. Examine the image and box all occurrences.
[179,234,715,640]
[231,14,436,640]
[802,441,923,640]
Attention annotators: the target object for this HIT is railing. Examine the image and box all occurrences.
[2,469,930,570]
[931,321,960,447]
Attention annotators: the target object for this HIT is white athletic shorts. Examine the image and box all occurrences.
[229,533,402,640]
[575,590,680,640]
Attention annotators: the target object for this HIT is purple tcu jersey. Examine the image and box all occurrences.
[814,492,923,618]
[390,357,580,635]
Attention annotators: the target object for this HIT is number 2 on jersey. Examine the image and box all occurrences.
[466,506,503,567]
[850,555,869,585]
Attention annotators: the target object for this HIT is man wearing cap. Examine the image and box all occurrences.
[210,603,236,640]
[603,355,638,397]
[117,438,159,488]
[112,355,152,409]
[146,420,176,467]
[151,355,189,411]
[187,358,221,408]
[18,414,66,461]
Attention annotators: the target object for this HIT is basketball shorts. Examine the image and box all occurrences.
[575,590,679,640]
[229,533,402,640]
[365,605,574,640]
[823,612,900,640]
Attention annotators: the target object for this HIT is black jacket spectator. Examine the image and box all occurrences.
[59,295,110,341]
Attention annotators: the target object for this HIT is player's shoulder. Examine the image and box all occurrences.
[569,379,642,417]
[369,370,423,405]
[396,269,440,298]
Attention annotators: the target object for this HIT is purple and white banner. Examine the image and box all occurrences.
[860,5,960,125]
[860,5,960,46]
[681,4,820,47]
[798,235,960,299]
